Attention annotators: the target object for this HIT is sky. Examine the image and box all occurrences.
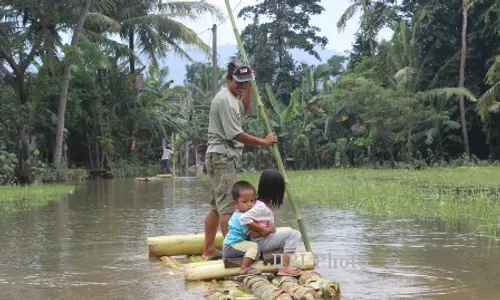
[178,0,392,55]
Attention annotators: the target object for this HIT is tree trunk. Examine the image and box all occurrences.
[95,141,100,170]
[362,3,374,56]
[407,125,413,153]
[16,123,30,183]
[129,30,135,73]
[53,0,92,167]
[384,140,396,168]
[129,128,137,152]
[15,74,28,105]
[458,0,470,155]
[185,143,189,176]
[195,145,199,166]
[87,133,94,169]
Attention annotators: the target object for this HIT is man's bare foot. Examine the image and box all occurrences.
[201,248,223,261]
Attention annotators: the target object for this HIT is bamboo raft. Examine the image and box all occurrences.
[148,229,340,299]
[135,174,172,181]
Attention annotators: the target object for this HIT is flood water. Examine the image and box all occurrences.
[1,178,499,300]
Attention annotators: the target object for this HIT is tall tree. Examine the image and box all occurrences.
[238,0,328,104]
[53,0,92,167]
[458,0,470,155]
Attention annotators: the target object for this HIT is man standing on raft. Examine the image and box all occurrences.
[202,59,278,260]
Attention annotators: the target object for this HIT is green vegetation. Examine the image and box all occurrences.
[241,167,500,238]
[1,0,500,183]
[0,184,75,214]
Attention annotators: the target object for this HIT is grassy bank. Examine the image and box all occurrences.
[0,184,75,214]
[240,167,500,238]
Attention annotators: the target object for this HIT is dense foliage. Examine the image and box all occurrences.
[1,0,499,183]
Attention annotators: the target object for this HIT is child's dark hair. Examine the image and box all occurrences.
[257,169,285,208]
[231,180,256,200]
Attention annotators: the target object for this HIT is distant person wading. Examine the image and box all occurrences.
[201,59,278,260]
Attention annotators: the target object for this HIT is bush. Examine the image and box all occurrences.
[0,143,17,185]
[39,167,88,183]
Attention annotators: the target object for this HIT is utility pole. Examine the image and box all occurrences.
[211,24,217,97]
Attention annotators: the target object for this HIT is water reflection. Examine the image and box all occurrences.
[0,178,499,300]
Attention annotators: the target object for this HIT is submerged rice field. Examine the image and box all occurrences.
[241,166,500,238]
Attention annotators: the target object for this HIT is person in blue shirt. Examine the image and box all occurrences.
[223,181,267,276]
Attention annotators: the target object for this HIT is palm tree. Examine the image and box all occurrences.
[80,0,223,155]
[53,0,93,167]
[2,1,109,171]
[108,0,224,73]
[477,56,500,118]
[336,0,397,56]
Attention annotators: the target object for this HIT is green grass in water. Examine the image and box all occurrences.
[240,167,500,238]
[0,184,75,214]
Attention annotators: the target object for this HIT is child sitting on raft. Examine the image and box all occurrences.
[223,181,263,276]
[241,169,303,276]
[223,170,303,276]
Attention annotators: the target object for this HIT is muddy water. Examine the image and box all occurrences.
[0,178,499,300]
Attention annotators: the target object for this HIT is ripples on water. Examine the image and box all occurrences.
[0,178,499,300]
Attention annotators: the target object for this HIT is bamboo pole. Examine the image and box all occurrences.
[224,0,312,252]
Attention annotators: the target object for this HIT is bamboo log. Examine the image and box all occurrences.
[184,252,315,282]
[148,227,292,257]
[224,0,312,252]
[159,256,184,270]
[149,233,223,257]
[298,271,340,299]
[271,276,316,300]
[242,275,293,300]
